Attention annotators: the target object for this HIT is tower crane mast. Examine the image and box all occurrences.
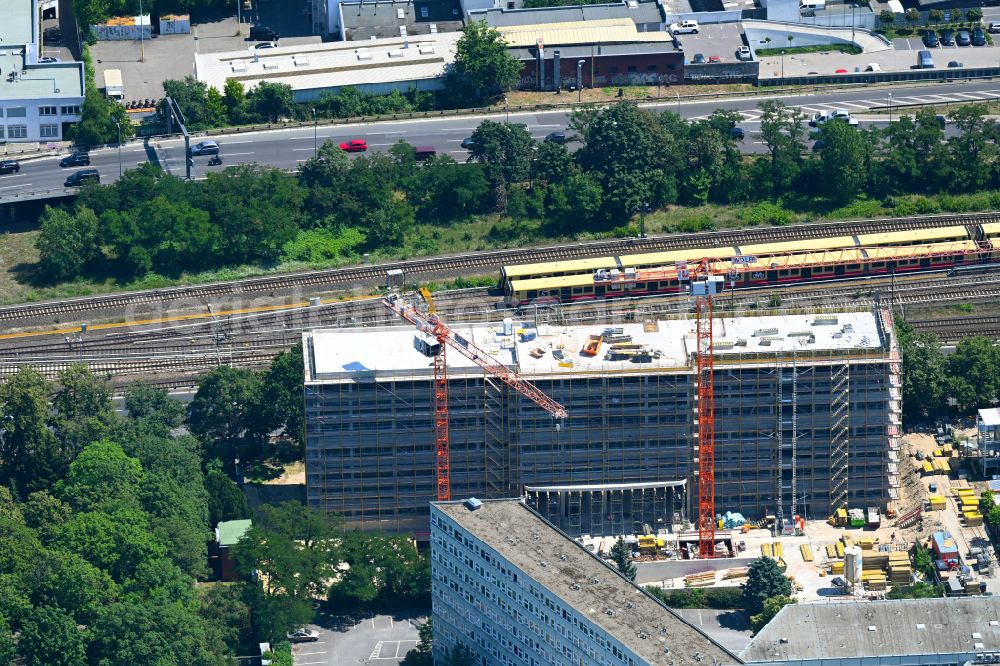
[382,293,568,501]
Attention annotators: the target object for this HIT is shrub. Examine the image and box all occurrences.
[968,8,983,22]
[740,201,794,227]
[928,9,944,21]
[880,9,895,22]
[905,8,920,22]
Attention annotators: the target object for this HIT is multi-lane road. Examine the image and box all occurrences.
[2,80,998,200]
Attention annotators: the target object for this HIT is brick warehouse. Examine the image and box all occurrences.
[302,307,900,537]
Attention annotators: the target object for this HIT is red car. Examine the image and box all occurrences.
[339,139,368,152]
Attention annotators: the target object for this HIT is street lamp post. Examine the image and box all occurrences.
[851,3,857,48]
[113,120,122,177]
[312,107,318,157]
[504,96,509,123]
[781,49,785,81]
[888,91,892,124]
[139,0,145,62]
[236,0,242,34]
[639,202,650,238]
[577,59,585,103]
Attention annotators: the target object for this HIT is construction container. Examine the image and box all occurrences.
[773,542,784,558]
[93,14,152,40]
[762,543,773,558]
[934,448,943,458]
[929,494,946,510]
[933,530,960,565]
[836,542,845,558]
[922,460,935,474]
[159,13,191,34]
[800,544,813,562]
[825,543,838,559]
[964,511,984,527]
[848,508,865,527]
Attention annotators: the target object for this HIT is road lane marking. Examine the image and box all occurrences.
[0,183,31,190]
[225,140,253,144]
[389,617,394,628]
[293,148,316,151]
[954,92,986,99]
[224,151,255,156]
[295,660,328,665]
[370,641,383,659]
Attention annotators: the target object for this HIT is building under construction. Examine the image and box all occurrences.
[303,307,901,537]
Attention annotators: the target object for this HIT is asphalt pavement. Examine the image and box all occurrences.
[4,79,1000,201]
[295,613,424,666]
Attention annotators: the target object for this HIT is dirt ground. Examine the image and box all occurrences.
[261,460,305,485]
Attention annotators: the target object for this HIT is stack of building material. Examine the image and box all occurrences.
[772,542,784,558]
[825,543,838,559]
[830,560,845,574]
[921,460,935,475]
[855,537,876,551]
[887,551,912,584]
[723,567,748,580]
[861,570,887,590]
[928,494,946,510]
[761,543,773,558]
[862,551,890,572]
[933,458,951,472]
[800,544,813,562]
[685,571,715,587]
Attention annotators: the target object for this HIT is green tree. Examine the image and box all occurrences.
[896,319,947,421]
[161,76,212,130]
[56,440,144,512]
[913,543,935,578]
[887,582,943,599]
[124,382,186,431]
[469,120,537,211]
[947,105,996,191]
[816,120,870,204]
[403,619,434,665]
[609,537,637,582]
[0,616,14,666]
[442,644,478,666]
[0,367,61,495]
[205,468,250,526]
[35,206,101,281]
[223,78,250,124]
[205,87,229,127]
[743,557,791,614]
[249,82,295,122]
[757,100,807,196]
[19,605,87,666]
[50,363,118,457]
[53,508,166,583]
[946,336,1000,411]
[446,21,521,102]
[28,549,119,625]
[258,344,306,445]
[188,366,264,445]
[71,86,134,146]
[750,595,795,634]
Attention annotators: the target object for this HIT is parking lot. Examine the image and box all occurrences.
[294,612,425,666]
[672,22,748,63]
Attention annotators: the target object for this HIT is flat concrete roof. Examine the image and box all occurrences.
[1,0,35,46]
[194,33,459,94]
[304,310,885,383]
[341,0,464,41]
[0,1,84,101]
[434,498,739,666]
[471,1,663,28]
[741,597,1000,662]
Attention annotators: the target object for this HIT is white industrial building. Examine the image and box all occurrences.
[430,497,738,666]
[193,34,460,102]
[1,0,84,142]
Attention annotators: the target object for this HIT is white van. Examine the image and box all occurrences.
[800,0,826,11]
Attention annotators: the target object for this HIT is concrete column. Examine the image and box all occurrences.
[553,50,560,91]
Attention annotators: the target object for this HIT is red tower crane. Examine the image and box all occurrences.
[694,280,717,559]
[382,293,569,501]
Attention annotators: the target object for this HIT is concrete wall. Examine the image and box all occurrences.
[685,61,759,81]
[663,10,743,23]
[744,22,881,50]
[635,556,758,584]
[291,77,446,102]
[515,51,685,90]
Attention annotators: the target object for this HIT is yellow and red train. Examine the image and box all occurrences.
[500,223,1000,307]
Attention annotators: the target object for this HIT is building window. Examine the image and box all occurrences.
[39,124,59,138]
[61,105,81,115]
[627,65,637,73]
[5,107,26,118]
[7,125,27,139]
[0,126,5,139]
[39,106,57,116]
[647,64,657,72]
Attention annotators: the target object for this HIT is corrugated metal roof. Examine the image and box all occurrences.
[503,256,616,278]
[500,18,673,48]
[855,226,970,246]
[981,408,1000,427]
[982,222,1000,236]
[739,236,858,255]
[216,519,252,547]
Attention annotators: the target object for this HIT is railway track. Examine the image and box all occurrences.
[2,211,998,325]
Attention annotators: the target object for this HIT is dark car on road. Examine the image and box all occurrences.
[249,25,279,41]
[460,137,476,150]
[188,140,220,156]
[64,169,99,187]
[691,53,706,64]
[973,27,987,46]
[957,29,971,45]
[990,22,1000,34]
[0,160,20,174]
[544,131,567,144]
[940,29,955,45]
[923,30,939,47]
[60,151,90,167]
[730,126,745,140]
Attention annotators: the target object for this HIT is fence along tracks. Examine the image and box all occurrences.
[2,211,999,325]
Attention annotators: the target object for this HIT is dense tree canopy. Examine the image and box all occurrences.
[743,557,792,615]
[444,21,522,103]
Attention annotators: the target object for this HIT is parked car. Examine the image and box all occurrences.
[708,55,722,63]
[669,19,700,34]
[864,63,881,72]
[691,53,706,64]
[730,126,745,140]
[940,29,955,45]
[918,50,934,69]
[948,60,964,68]
[811,109,857,127]
[38,56,60,63]
[188,140,220,156]
[414,146,437,160]
[286,628,320,643]
[924,30,939,47]
[543,131,567,144]
[990,22,1000,34]
[957,29,971,46]
[460,137,476,150]
[736,45,752,61]
[249,25,279,41]
[339,139,368,152]
[973,27,987,46]
[59,151,90,167]
[64,169,99,187]
[831,577,845,587]
[254,42,277,49]
[0,160,20,174]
